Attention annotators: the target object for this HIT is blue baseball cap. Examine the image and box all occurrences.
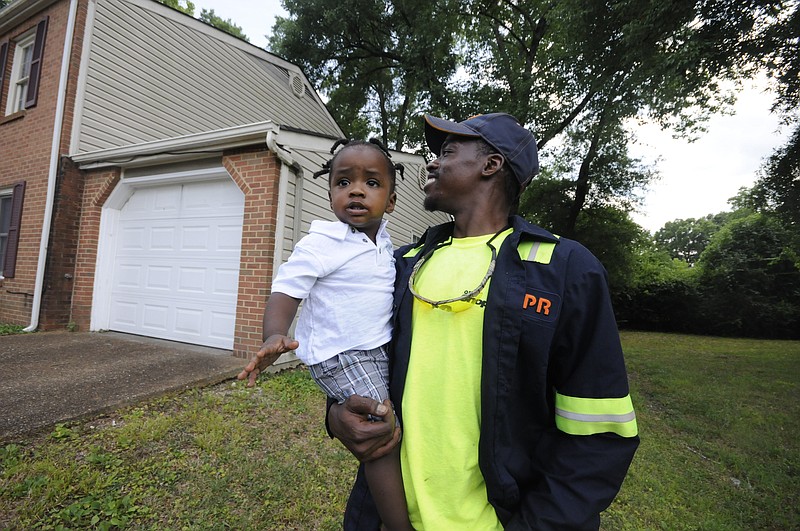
[424,113,540,187]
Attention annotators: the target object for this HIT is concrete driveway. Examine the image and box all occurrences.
[0,330,246,441]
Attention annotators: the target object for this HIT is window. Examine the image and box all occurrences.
[0,193,11,274]
[0,182,25,278]
[2,17,47,116]
[5,32,35,115]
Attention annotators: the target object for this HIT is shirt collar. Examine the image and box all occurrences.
[309,219,391,243]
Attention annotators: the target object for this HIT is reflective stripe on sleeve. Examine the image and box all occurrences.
[555,392,638,437]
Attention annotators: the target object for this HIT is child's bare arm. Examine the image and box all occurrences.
[237,293,301,387]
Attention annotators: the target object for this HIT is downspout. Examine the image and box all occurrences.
[265,128,303,178]
[25,0,79,332]
[265,128,303,269]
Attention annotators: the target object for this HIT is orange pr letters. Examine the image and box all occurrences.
[523,293,552,315]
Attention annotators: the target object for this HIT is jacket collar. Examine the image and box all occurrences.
[418,215,559,251]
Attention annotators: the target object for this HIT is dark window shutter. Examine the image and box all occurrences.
[3,181,26,278]
[0,41,8,110]
[24,17,48,109]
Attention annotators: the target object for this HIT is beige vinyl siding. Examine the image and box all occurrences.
[279,144,449,259]
[76,0,341,154]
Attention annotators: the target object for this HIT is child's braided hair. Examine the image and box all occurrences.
[313,138,405,191]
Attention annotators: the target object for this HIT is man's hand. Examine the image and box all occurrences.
[329,395,401,462]
[237,335,299,387]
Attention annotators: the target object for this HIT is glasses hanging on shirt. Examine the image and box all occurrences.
[408,227,507,312]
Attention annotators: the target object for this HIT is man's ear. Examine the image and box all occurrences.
[483,153,506,178]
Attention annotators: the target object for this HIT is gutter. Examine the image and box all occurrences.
[25,0,79,332]
[72,121,280,169]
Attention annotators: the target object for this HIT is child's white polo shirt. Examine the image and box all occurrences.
[270,219,395,365]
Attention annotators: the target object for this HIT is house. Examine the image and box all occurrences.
[0,0,448,360]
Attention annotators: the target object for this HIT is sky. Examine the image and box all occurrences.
[195,0,792,233]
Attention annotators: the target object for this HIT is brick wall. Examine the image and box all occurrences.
[223,147,282,359]
[40,157,85,329]
[68,148,281,358]
[69,167,120,331]
[2,1,280,352]
[39,0,89,329]
[0,0,76,326]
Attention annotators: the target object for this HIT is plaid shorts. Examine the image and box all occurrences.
[308,344,390,405]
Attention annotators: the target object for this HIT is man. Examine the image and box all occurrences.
[328,113,639,530]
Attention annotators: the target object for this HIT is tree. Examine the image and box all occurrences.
[271,0,794,236]
[536,118,658,237]
[198,9,248,42]
[654,214,729,265]
[696,212,800,338]
[614,242,699,333]
[747,1,799,226]
[571,206,649,291]
[752,125,800,225]
[270,0,461,149]
[156,0,194,15]
[155,1,248,42]
[460,0,793,235]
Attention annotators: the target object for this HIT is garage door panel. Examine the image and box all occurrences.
[176,267,206,293]
[142,303,169,331]
[120,226,146,250]
[113,261,240,299]
[183,181,243,212]
[146,265,172,290]
[116,264,142,288]
[150,227,176,249]
[110,179,243,349]
[217,225,244,250]
[174,306,203,335]
[117,221,242,255]
[110,294,238,349]
[181,225,211,250]
[212,268,239,295]
[209,310,236,340]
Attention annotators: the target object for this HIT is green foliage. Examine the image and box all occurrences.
[2,336,798,529]
[614,243,699,333]
[752,123,800,226]
[695,212,800,338]
[1,370,353,530]
[271,0,461,149]
[155,0,195,15]
[271,0,794,240]
[626,206,800,339]
[518,173,574,231]
[0,323,24,335]
[572,206,649,291]
[199,8,248,42]
[608,332,800,530]
[154,1,248,41]
[654,214,726,265]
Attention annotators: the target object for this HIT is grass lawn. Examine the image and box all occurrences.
[1,331,797,529]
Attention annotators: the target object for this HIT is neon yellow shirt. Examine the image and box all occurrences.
[401,230,511,530]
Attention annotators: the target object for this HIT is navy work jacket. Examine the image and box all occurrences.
[343,216,639,530]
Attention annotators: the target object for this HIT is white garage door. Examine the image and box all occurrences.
[108,179,244,349]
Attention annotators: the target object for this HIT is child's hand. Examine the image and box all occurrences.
[237,335,300,388]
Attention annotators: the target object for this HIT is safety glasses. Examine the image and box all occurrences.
[408,228,506,312]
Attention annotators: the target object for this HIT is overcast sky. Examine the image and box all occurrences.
[196,0,791,233]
